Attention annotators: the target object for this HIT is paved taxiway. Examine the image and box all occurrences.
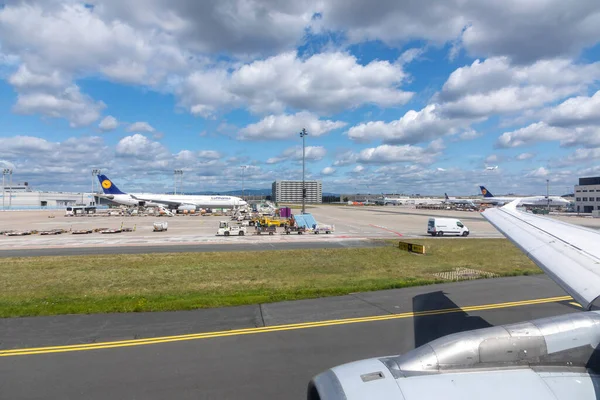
[0,275,580,399]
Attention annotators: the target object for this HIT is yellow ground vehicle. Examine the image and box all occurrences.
[259,217,289,227]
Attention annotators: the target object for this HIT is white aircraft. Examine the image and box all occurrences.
[480,185,571,207]
[376,195,410,205]
[485,165,499,170]
[443,193,478,207]
[308,199,600,399]
[97,174,247,211]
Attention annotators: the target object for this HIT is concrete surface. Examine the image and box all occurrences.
[0,275,579,399]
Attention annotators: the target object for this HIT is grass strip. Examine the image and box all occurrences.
[0,238,539,317]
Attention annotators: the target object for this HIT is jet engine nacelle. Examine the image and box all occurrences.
[177,204,196,211]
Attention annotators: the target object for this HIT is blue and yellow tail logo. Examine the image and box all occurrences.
[479,186,494,198]
[97,175,126,195]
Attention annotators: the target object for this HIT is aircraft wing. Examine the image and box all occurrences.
[483,199,600,310]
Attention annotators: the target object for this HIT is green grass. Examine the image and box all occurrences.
[0,239,540,317]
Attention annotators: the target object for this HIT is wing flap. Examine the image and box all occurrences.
[483,201,600,310]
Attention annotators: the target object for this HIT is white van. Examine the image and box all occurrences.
[427,218,469,236]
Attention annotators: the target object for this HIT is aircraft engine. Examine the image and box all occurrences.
[178,204,196,211]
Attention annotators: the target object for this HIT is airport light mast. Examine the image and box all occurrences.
[241,165,248,200]
[3,168,12,210]
[91,169,101,205]
[174,169,183,195]
[300,128,308,215]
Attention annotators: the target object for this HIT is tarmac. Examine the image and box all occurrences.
[3,205,597,255]
[0,275,580,399]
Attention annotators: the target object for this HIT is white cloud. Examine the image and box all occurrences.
[178,51,413,117]
[458,130,481,141]
[497,122,600,148]
[321,166,336,175]
[98,115,119,132]
[437,57,600,118]
[333,151,358,167]
[116,134,169,159]
[198,150,222,159]
[239,112,346,140]
[526,167,550,178]
[558,148,600,166]
[12,84,105,128]
[485,154,498,163]
[266,145,327,164]
[358,144,433,164]
[544,90,600,127]
[347,104,474,144]
[516,152,535,161]
[318,0,600,63]
[352,165,365,173]
[127,121,156,133]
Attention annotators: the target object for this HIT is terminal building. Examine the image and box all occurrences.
[574,176,600,213]
[1,182,96,210]
[272,180,322,203]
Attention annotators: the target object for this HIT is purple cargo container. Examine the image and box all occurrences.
[279,207,292,218]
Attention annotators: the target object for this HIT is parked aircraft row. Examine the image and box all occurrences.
[379,186,571,208]
[96,175,247,210]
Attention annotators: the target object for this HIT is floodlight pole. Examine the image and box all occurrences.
[7,169,12,209]
[300,128,308,214]
[241,165,247,200]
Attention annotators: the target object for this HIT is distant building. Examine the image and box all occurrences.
[1,182,96,210]
[574,177,600,213]
[272,180,322,203]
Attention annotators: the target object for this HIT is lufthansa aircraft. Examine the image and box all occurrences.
[480,185,571,207]
[308,199,600,399]
[97,174,247,211]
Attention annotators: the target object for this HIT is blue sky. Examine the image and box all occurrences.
[1,1,600,195]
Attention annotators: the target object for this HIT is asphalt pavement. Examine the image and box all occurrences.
[0,238,385,258]
[0,275,580,399]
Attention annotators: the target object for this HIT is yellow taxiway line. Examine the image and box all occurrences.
[0,295,573,357]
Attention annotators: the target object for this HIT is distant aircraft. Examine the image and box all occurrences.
[376,194,409,205]
[308,200,600,399]
[485,165,498,170]
[479,185,571,207]
[96,174,247,210]
[443,193,478,207]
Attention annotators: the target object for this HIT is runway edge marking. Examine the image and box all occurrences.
[0,295,572,357]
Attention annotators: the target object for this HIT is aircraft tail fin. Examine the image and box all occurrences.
[98,175,126,195]
[445,193,449,200]
[479,186,494,198]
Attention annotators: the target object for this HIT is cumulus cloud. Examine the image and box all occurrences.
[544,90,600,128]
[198,150,222,159]
[98,115,119,132]
[347,104,474,144]
[485,154,499,163]
[318,0,600,63]
[321,166,336,175]
[497,122,600,149]
[126,121,156,133]
[178,51,413,117]
[356,140,444,165]
[266,145,327,164]
[516,153,535,161]
[437,57,600,118]
[239,112,346,140]
[526,167,550,178]
[116,134,169,160]
[12,82,105,127]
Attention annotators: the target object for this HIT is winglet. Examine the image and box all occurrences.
[503,198,521,211]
